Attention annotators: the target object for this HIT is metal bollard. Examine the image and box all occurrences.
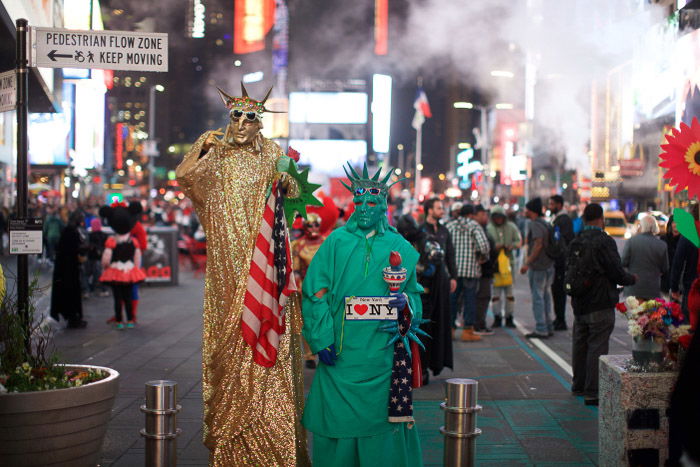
[140,380,182,467]
[440,378,482,467]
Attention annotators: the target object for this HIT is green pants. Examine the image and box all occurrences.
[312,424,423,467]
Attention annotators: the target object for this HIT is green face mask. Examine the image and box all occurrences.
[351,193,387,231]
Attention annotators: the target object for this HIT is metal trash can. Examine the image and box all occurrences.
[140,380,182,467]
[440,378,482,467]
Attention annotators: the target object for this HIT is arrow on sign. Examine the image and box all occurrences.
[48,50,73,61]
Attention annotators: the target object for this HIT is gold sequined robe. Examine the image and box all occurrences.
[176,132,309,466]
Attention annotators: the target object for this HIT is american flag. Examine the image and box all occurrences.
[241,181,297,367]
[388,307,415,423]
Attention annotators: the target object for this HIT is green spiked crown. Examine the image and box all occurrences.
[341,162,401,197]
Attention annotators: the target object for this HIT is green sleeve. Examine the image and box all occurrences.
[301,237,336,353]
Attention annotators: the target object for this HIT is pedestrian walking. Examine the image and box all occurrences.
[446,203,490,342]
[49,211,88,329]
[661,215,680,296]
[419,198,457,376]
[566,203,636,406]
[473,205,497,335]
[670,204,699,322]
[549,195,575,330]
[86,218,109,297]
[43,207,64,263]
[487,205,521,328]
[621,215,669,301]
[99,203,146,330]
[520,197,555,338]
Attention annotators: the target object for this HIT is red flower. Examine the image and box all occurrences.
[287,147,300,162]
[615,302,627,314]
[659,117,700,199]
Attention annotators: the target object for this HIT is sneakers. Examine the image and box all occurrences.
[126,321,136,329]
[505,316,515,328]
[492,316,502,328]
[460,327,482,342]
[115,322,124,330]
[474,327,494,335]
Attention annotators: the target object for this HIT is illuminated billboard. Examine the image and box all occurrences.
[234,0,276,54]
[289,92,368,124]
[288,139,366,176]
[372,74,392,153]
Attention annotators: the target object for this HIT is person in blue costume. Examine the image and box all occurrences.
[301,163,425,467]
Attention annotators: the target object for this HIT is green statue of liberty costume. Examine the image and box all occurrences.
[301,163,425,467]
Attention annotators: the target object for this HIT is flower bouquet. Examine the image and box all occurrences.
[616,297,692,368]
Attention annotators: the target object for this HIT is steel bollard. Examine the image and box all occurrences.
[140,380,182,467]
[440,378,482,467]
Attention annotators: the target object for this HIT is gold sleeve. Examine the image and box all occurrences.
[175,131,216,210]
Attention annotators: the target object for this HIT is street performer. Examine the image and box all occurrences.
[301,163,426,466]
[176,84,310,466]
[291,212,326,369]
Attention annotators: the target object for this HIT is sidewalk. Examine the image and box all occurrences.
[42,265,628,465]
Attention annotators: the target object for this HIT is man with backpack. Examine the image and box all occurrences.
[549,195,575,330]
[566,204,636,406]
[520,197,555,338]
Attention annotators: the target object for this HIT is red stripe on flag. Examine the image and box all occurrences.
[240,181,296,367]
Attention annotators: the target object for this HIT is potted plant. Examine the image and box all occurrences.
[616,296,692,368]
[0,269,120,466]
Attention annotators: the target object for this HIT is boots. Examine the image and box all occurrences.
[492,316,502,328]
[460,327,482,342]
[505,316,515,328]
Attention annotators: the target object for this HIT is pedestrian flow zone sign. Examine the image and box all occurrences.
[31,27,168,72]
[0,70,16,113]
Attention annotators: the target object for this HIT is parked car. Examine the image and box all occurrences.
[604,210,628,237]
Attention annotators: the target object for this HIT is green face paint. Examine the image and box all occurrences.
[352,193,387,231]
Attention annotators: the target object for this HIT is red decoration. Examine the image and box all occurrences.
[287,146,300,162]
[659,117,700,199]
[390,251,402,268]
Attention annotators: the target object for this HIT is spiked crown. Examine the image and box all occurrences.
[217,82,284,119]
[341,162,401,197]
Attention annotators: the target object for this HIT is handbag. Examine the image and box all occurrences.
[493,249,513,287]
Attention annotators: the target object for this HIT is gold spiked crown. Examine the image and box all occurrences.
[217,82,285,120]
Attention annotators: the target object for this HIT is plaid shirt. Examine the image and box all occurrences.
[447,217,490,278]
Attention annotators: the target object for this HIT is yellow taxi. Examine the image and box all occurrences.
[604,210,629,237]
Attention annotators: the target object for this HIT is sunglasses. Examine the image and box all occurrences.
[306,222,321,228]
[230,109,258,122]
[354,187,381,196]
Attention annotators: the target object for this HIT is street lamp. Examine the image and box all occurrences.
[147,84,165,199]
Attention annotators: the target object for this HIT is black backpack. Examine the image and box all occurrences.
[564,235,601,297]
[535,219,566,260]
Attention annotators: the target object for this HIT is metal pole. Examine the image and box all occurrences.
[15,19,30,352]
[148,86,156,199]
[140,380,181,467]
[415,125,422,201]
[440,378,482,466]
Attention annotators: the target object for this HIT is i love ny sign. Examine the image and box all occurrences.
[344,296,397,321]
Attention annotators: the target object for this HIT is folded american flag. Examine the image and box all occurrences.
[241,181,297,367]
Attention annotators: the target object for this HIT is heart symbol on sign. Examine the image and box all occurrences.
[354,304,369,315]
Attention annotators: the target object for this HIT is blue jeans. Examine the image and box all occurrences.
[450,278,479,328]
[528,267,554,334]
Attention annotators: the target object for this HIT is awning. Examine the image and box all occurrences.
[0,5,60,113]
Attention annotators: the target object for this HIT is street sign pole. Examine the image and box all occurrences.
[15,18,30,352]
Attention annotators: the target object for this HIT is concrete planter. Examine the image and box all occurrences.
[0,364,120,466]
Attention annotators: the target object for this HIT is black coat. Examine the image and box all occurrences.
[417,221,456,375]
[570,228,635,315]
[50,225,85,324]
